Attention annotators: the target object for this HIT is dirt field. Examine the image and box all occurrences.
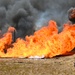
[0,54,75,75]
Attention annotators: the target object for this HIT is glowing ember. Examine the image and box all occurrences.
[0,20,75,58]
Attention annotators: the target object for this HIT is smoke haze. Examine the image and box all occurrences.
[0,0,75,38]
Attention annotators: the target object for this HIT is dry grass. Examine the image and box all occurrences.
[0,55,75,75]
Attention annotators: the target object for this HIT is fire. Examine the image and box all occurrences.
[0,20,75,58]
[0,27,15,57]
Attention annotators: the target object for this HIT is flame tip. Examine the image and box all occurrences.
[8,26,15,32]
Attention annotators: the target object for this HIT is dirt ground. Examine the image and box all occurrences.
[0,54,75,75]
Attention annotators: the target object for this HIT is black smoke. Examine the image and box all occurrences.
[0,0,75,38]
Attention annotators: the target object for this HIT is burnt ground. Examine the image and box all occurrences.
[0,54,75,75]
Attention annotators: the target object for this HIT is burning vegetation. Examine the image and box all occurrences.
[0,20,75,58]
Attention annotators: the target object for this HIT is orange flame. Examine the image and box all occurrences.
[0,20,75,58]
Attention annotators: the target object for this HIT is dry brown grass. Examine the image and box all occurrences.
[0,55,75,75]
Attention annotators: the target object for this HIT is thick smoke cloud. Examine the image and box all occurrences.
[0,0,75,38]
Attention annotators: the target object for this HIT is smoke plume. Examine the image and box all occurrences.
[0,0,75,38]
